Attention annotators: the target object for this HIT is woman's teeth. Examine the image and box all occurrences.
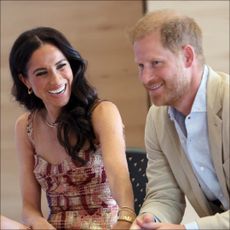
[49,84,66,94]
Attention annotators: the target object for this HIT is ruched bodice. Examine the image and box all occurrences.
[27,112,118,229]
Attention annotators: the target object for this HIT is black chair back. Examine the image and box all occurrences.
[126,148,148,214]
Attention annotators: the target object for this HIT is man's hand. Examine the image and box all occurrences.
[112,220,132,229]
[136,222,185,230]
[130,213,186,230]
[130,213,154,229]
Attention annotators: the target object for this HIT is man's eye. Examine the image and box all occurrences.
[152,61,161,66]
[138,64,144,70]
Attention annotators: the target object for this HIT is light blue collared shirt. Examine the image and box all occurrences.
[168,65,228,229]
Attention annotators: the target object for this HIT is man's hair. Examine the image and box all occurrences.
[128,9,204,64]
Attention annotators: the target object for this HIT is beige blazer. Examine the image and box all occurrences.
[140,67,229,229]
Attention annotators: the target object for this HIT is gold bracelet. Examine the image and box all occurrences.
[119,206,136,216]
[118,211,136,220]
[118,215,136,223]
[119,206,135,211]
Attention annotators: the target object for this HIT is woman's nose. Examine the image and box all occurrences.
[50,70,61,83]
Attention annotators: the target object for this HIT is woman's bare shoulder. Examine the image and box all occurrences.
[15,112,31,130]
[92,100,119,114]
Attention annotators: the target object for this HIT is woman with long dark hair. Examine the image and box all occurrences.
[9,27,135,229]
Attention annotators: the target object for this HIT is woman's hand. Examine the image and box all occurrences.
[1,215,29,229]
[112,220,132,229]
[30,217,56,229]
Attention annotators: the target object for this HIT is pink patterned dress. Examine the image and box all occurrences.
[27,113,118,229]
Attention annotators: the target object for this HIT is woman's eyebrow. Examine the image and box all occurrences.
[32,67,46,74]
[55,58,67,66]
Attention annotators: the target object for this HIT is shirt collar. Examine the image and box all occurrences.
[191,65,208,112]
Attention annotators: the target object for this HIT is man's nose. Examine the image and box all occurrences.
[140,67,154,85]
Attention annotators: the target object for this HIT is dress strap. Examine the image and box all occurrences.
[26,111,35,146]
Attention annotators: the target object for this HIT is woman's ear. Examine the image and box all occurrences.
[182,45,194,68]
[19,74,31,89]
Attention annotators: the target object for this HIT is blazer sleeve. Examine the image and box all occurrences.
[197,210,229,229]
[139,106,186,223]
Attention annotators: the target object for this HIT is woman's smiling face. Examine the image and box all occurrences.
[21,43,73,111]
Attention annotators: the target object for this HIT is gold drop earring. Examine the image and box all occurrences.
[28,88,33,95]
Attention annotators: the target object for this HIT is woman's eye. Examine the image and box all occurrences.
[35,71,47,76]
[57,63,66,70]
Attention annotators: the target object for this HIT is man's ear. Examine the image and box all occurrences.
[182,45,194,68]
[19,74,31,89]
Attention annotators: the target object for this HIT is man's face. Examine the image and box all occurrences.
[133,32,191,108]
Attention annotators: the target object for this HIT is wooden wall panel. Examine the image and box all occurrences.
[147,0,229,73]
[1,1,146,220]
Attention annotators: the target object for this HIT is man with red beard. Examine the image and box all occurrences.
[129,9,229,230]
